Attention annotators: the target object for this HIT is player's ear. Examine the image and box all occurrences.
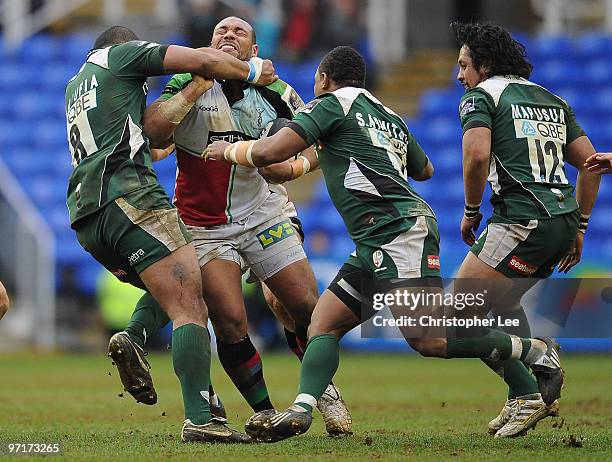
[321,72,331,90]
[252,43,259,57]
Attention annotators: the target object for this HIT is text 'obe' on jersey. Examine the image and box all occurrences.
[66,75,100,167]
[511,103,569,185]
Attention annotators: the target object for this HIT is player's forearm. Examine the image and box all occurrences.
[567,136,601,224]
[144,83,204,143]
[241,138,297,167]
[575,169,600,219]
[462,128,491,208]
[163,46,250,81]
[463,159,488,208]
[301,146,319,172]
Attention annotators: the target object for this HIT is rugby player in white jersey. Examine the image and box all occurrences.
[139,17,351,435]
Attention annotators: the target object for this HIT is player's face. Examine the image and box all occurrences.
[211,17,258,61]
[456,45,487,90]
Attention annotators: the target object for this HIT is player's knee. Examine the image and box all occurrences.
[211,313,248,343]
[288,293,316,326]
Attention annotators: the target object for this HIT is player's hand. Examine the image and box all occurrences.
[248,57,278,86]
[461,213,482,246]
[258,161,293,184]
[203,140,230,161]
[584,153,612,174]
[190,74,214,94]
[557,232,584,273]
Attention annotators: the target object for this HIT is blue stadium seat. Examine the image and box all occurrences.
[530,35,573,60]
[34,119,67,149]
[44,63,77,92]
[582,59,612,86]
[61,34,95,62]
[329,235,355,261]
[3,145,50,175]
[433,146,461,174]
[573,32,612,59]
[74,260,104,296]
[28,176,67,207]
[15,91,58,120]
[0,123,32,147]
[56,230,89,265]
[419,89,456,117]
[311,179,332,206]
[0,61,31,91]
[424,117,461,146]
[43,204,71,233]
[535,59,581,88]
[17,35,62,63]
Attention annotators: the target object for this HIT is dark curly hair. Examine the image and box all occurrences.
[450,21,532,79]
[319,46,366,88]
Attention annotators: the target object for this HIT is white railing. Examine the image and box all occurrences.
[0,158,56,349]
[531,0,612,34]
[0,0,184,48]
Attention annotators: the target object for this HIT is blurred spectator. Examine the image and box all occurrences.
[178,0,238,48]
[253,0,283,57]
[317,0,365,51]
[278,0,322,61]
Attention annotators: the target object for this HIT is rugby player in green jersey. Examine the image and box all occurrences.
[65,25,277,443]
[205,46,566,442]
[451,22,601,437]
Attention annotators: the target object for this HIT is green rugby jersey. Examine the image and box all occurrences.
[289,87,434,243]
[459,75,584,220]
[65,40,169,226]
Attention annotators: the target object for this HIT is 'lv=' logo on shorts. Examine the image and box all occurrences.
[257,221,294,248]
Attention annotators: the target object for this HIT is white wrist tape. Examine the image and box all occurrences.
[158,92,195,124]
[246,57,264,84]
[223,140,257,167]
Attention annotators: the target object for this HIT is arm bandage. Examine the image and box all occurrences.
[289,156,311,180]
[158,92,195,125]
[223,140,258,167]
[464,202,481,219]
[245,57,264,84]
[578,213,590,234]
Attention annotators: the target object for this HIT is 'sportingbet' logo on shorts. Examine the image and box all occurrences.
[257,221,294,248]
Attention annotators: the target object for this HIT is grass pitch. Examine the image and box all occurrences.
[1,351,611,461]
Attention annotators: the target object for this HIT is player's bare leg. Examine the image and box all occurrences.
[201,258,275,413]
[246,290,358,442]
[263,260,353,436]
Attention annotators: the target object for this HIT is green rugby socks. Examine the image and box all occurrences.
[294,334,339,412]
[125,292,170,348]
[172,323,212,425]
[482,308,539,399]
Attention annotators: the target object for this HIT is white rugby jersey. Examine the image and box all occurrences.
[160,75,303,226]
